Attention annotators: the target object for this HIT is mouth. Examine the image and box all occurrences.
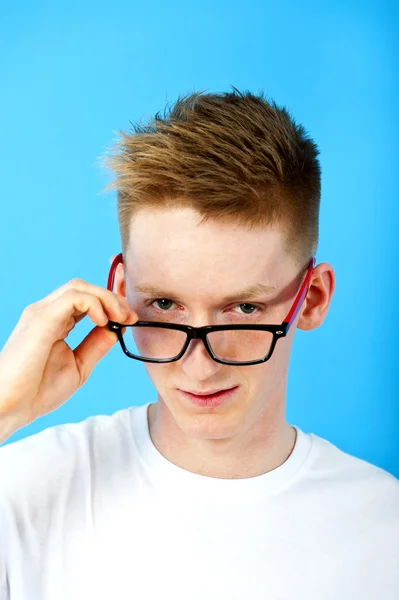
[182,387,235,396]
[178,386,239,407]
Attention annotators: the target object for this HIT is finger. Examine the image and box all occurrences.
[72,325,122,385]
[39,280,137,322]
[29,290,133,351]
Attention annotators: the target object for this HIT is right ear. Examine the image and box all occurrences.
[112,261,127,298]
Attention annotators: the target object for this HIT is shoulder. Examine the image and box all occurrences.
[0,406,138,503]
[306,431,399,516]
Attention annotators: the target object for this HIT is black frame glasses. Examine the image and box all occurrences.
[107,253,316,366]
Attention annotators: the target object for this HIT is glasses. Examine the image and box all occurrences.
[106,253,316,366]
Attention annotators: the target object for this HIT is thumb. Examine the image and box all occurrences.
[73,324,125,384]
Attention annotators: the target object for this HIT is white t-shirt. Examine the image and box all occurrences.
[0,402,398,600]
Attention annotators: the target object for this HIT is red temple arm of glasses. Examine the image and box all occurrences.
[284,257,316,329]
[107,253,316,332]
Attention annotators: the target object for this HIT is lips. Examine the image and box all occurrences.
[180,386,238,407]
[181,387,235,396]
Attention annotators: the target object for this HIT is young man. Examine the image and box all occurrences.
[0,88,398,599]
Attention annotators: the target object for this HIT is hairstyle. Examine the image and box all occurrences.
[100,86,321,272]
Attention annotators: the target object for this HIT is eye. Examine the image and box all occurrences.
[146,299,264,316]
[151,298,175,311]
[233,303,261,315]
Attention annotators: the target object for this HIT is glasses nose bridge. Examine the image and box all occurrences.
[183,326,212,359]
[189,326,208,342]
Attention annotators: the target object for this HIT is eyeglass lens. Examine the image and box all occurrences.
[121,326,274,363]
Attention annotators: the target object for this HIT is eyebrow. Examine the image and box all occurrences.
[134,282,279,303]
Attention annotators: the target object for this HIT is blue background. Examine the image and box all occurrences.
[0,1,398,477]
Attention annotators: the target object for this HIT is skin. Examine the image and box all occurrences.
[113,206,335,480]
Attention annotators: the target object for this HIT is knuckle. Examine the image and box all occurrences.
[22,302,36,315]
[26,299,44,312]
[62,287,89,305]
[67,277,84,287]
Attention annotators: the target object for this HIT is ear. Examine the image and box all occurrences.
[297,262,336,331]
[110,255,127,298]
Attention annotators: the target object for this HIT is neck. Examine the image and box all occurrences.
[147,399,297,480]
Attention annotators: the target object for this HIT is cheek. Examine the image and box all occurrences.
[239,352,287,393]
[143,363,173,389]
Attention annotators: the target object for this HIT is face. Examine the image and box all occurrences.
[115,206,327,443]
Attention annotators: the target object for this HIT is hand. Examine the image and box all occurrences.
[0,262,137,442]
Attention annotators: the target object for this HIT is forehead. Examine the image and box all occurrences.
[125,207,293,294]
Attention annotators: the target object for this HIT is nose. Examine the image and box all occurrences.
[179,337,223,379]
[183,336,210,359]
